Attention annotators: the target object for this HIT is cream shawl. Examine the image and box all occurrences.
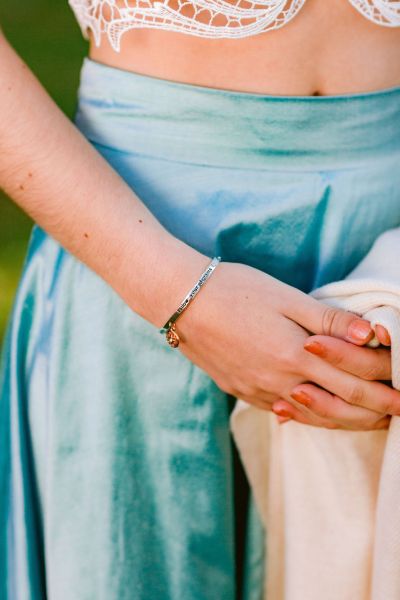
[230,227,400,600]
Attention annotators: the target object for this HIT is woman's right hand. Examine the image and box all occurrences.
[175,260,397,428]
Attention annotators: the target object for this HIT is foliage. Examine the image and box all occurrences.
[0,0,87,341]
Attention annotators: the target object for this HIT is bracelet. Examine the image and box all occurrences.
[160,256,222,348]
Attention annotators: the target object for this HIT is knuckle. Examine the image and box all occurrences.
[361,364,381,381]
[316,406,331,420]
[324,350,345,370]
[321,306,341,337]
[347,384,365,407]
[280,344,302,369]
[382,392,400,416]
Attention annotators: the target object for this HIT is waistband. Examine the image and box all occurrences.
[74,57,400,170]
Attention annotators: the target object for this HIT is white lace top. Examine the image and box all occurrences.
[68,0,400,52]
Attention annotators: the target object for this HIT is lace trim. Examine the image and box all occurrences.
[68,0,306,50]
[348,0,400,26]
[68,0,400,52]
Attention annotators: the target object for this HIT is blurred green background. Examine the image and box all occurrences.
[0,0,87,343]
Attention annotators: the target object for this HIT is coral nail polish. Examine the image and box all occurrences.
[273,407,291,418]
[304,341,325,356]
[290,390,311,407]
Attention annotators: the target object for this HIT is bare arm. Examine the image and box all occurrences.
[0,30,207,326]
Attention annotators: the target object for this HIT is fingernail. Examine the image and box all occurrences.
[304,340,326,357]
[347,319,373,342]
[290,390,311,407]
[272,407,291,418]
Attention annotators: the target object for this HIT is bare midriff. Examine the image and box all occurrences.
[88,0,400,96]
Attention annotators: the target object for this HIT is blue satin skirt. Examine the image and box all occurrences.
[1,57,400,600]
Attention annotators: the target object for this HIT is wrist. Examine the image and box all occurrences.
[152,237,213,329]
[160,256,221,347]
[117,229,212,329]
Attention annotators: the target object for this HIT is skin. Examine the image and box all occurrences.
[90,0,400,95]
[273,326,394,428]
[1,0,399,431]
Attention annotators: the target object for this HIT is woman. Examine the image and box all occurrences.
[0,1,399,598]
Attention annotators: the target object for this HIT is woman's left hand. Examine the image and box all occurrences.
[272,324,393,430]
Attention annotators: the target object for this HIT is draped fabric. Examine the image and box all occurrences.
[231,228,400,600]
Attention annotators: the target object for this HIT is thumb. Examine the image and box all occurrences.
[288,294,375,345]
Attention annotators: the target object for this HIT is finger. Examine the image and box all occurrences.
[275,414,292,425]
[272,399,339,429]
[289,383,389,430]
[303,355,400,416]
[375,324,391,346]
[274,396,390,431]
[346,319,379,346]
[303,335,392,380]
[286,293,375,345]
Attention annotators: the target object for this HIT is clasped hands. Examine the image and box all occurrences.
[273,321,392,430]
[177,261,397,432]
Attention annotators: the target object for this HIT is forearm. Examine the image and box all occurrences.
[0,31,208,327]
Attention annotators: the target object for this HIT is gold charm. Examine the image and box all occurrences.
[166,323,180,348]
